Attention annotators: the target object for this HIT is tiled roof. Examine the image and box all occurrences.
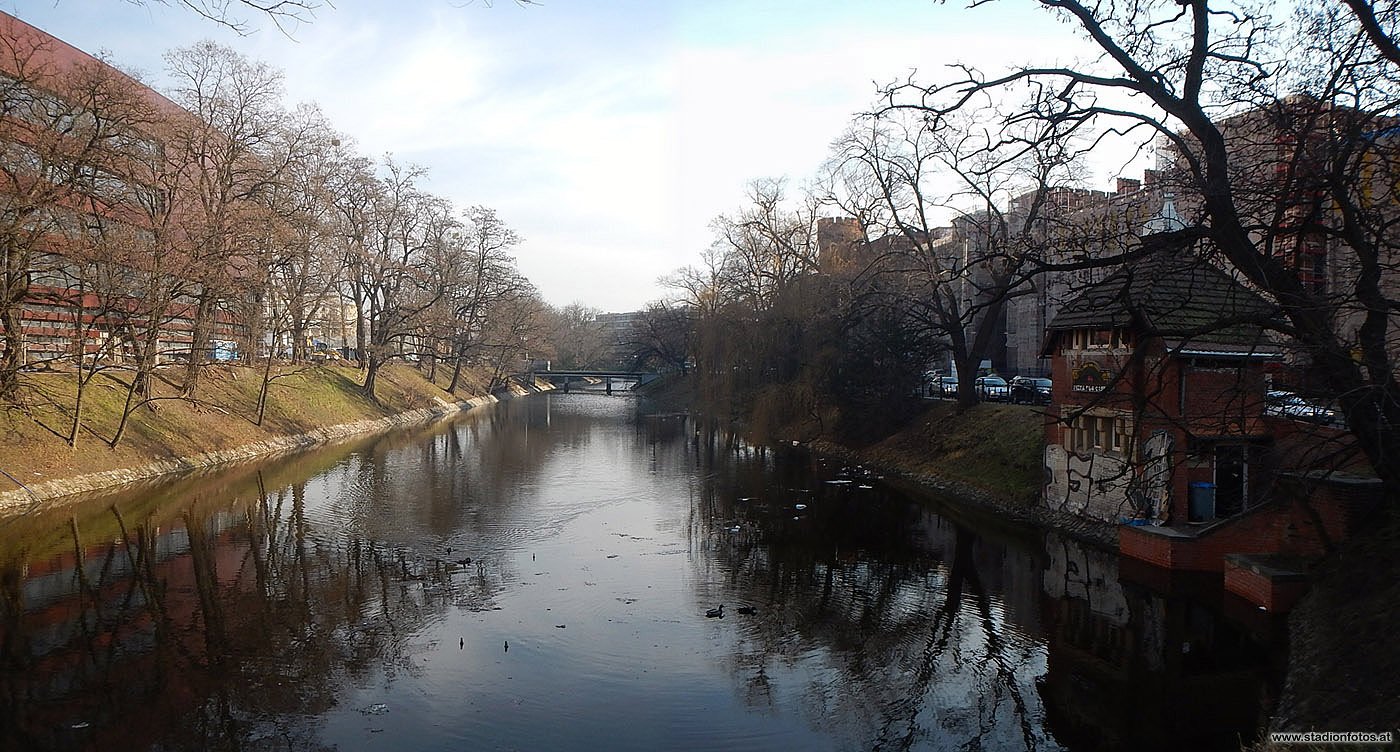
[1045,232,1282,355]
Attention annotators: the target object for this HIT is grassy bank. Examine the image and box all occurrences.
[857,400,1045,502]
[645,375,1400,741]
[642,374,1045,503]
[0,362,495,502]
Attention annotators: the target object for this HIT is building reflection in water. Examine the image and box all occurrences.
[0,397,1285,751]
[690,445,1060,751]
[0,466,503,751]
[1038,534,1279,751]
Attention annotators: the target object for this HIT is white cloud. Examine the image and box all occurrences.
[6,0,1146,312]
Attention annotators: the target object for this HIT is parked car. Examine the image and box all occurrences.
[1265,390,1341,426]
[1010,376,1053,405]
[974,375,1009,401]
[938,376,959,398]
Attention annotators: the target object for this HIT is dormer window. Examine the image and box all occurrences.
[1068,327,1132,350]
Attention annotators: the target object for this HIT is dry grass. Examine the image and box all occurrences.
[0,362,486,496]
[862,401,1047,501]
[644,373,1047,503]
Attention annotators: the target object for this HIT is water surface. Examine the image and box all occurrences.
[0,393,1279,750]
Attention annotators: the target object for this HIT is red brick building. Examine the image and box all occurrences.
[1041,233,1284,526]
[0,11,246,369]
[1038,233,1382,608]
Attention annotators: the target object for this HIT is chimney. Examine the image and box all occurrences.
[1116,177,1141,195]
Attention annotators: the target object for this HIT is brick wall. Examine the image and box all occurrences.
[1120,509,1291,571]
[1223,556,1309,612]
[1043,444,1136,522]
[1120,475,1382,573]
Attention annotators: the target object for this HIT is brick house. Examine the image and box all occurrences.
[1041,232,1284,526]
[1039,233,1383,606]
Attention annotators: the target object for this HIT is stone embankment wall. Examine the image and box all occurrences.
[0,385,544,514]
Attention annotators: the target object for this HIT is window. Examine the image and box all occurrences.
[1308,252,1326,293]
[1066,413,1132,455]
[1112,418,1129,453]
[1069,327,1133,350]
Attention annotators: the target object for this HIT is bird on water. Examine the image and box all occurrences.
[705,605,724,618]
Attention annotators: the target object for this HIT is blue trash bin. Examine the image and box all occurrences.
[1188,481,1216,522]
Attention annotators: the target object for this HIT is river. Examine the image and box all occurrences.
[0,393,1282,751]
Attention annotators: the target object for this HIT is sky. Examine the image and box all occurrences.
[5,0,1119,313]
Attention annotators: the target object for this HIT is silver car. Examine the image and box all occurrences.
[1265,390,1342,426]
[974,375,1009,401]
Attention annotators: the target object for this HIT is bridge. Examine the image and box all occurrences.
[522,369,661,394]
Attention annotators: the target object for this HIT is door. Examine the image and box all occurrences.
[1214,444,1247,517]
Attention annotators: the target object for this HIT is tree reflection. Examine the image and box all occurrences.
[0,460,520,751]
[689,433,1057,751]
[0,396,1280,751]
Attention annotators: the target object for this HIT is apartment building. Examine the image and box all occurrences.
[0,11,246,370]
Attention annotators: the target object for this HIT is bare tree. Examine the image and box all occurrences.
[252,107,347,366]
[349,158,450,401]
[0,25,141,401]
[478,279,546,387]
[710,178,822,316]
[90,75,217,448]
[124,0,324,36]
[0,25,202,449]
[885,1,1399,498]
[660,248,731,389]
[662,246,728,319]
[442,205,525,393]
[325,147,378,367]
[625,301,693,374]
[163,41,291,399]
[542,303,607,369]
[825,99,1089,406]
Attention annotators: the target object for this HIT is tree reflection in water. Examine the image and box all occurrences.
[687,436,1058,752]
[0,463,510,752]
[0,396,1277,751]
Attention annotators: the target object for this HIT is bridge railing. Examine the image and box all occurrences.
[516,370,661,393]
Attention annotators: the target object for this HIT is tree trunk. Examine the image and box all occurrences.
[65,306,89,448]
[181,289,216,398]
[238,297,262,367]
[68,371,86,450]
[256,353,275,426]
[111,326,163,450]
[290,320,307,364]
[134,321,161,399]
[447,351,464,394]
[0,304,25,403]
[110,378,141,449]
[361,351,382,402]
[351,280,368,368]
[954,352,980,408]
